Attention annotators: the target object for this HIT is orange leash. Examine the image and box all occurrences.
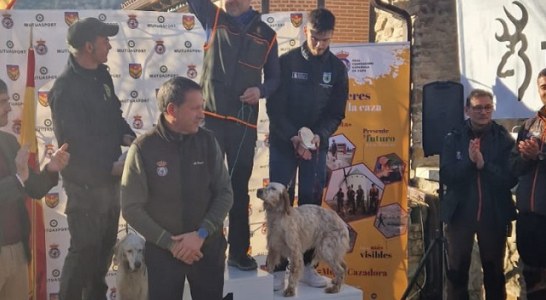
[205,111,257,129]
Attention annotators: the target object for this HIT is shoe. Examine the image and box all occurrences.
[300,265,327,287]
[227,254,258,271]
[273,271,286,291]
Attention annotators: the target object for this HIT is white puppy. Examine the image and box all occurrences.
[113,233,148,300]
[257,182,350,297]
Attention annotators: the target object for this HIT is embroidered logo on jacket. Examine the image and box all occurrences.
[156,161,168,176]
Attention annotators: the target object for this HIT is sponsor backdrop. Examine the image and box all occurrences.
[457,0,546,118]
[0,9,408,300]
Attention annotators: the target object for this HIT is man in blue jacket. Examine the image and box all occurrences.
[266,8,349,291]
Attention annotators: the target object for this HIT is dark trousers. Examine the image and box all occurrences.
[516,213,546,298]
[269,141,327,271]
[59,182,120,300]
[269,141,327,206]
[205,117,256,258]
[445,217,506,300]
[145,235,227,300]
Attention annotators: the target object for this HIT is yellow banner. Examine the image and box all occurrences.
[320,42,410,300]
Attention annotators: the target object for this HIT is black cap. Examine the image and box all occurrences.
[67,17,119,49]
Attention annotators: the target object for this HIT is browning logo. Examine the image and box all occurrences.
[38,91,49,107]
[290,13,303,28]
[45,193,59,208]
[182,15,195,31]
[6,65,19,81]
[64,12,79,26]
[129,63,142,79]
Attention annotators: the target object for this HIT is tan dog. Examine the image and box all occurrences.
[113,233,148,300]
[257,182,350,297]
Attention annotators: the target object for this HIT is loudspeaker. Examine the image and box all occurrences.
[422,81,464,157]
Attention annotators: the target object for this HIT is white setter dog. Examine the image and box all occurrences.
[257,182,350,297]
[113,233,148,300]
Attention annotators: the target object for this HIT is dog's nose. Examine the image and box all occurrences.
[257,188,263,198]
[134,261,141,269]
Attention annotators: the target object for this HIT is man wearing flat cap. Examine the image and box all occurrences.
[48,17,135,300]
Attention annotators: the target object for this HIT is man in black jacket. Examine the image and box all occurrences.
[440,89,516,300]
[49,18,135,300]
[510,68,546,299]
[266,8,349,291]
[187,0,280,271]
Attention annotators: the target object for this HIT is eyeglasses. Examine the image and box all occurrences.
[470,105,494,113]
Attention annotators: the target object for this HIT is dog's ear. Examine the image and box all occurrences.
[281,188,291,215]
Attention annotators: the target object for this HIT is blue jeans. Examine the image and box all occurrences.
[269,141,327,271]
[269,142,327,206]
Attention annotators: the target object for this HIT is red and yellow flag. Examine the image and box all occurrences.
[19,32,47,300]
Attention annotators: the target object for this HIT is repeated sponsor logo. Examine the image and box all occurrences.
[6,64,19,81]
[186,64,197,79]
[129,63,142,79]
[45,192,59,208]
[35,40,48,55]
[149,64,176,79]
[127,14,138,29]
[12,119,21,134]
[155,40,166,55]
[36,118,54,133]
[182,15,195,30]
[64,12,79,26]
[2,13,14,29]
[23,13,57,28]
[290,13,303,28]
[132,115,143,129]
[48,244,61,259]
[38,91,49,107]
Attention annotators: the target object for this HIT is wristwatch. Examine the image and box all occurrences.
[197,227,209,240]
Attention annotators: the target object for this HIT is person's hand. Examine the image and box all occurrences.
[15,144,30,182]
[518,138,541,160]
[170,232,204,264]
[122,134,135,146]
[290,136,312,160]
[111,160,125,176]
[240,87,261,105]
[468,139,484,169]
[47,143,69,172]
[311,134,320,149]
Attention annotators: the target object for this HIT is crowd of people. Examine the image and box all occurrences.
[1,0,546,299]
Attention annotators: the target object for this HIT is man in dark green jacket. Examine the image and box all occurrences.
[121,77,233,300]
[0,78,69,300]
